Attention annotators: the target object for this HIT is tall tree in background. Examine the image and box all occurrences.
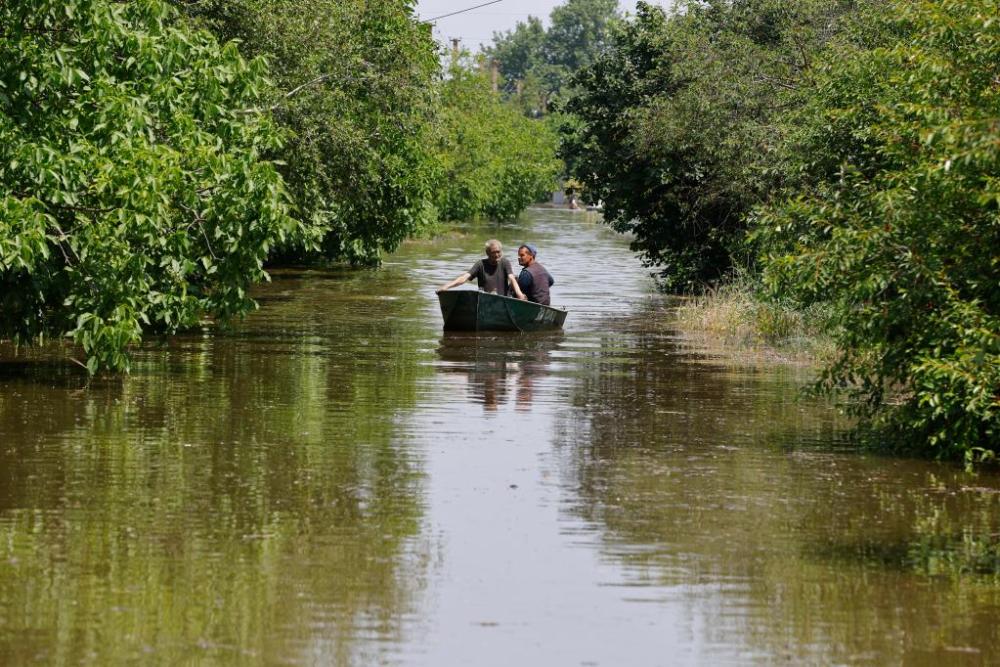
[175,0,440,265]
[546,0,620,72]
[486,0,620,114]
[485,16,546,94]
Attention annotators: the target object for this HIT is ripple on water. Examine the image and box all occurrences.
[4,211,1000,666]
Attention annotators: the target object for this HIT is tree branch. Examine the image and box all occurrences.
[753,74,799,92]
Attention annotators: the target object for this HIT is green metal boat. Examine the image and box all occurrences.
[437,290,568,332]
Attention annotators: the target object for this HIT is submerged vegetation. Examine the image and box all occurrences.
[673,275,834,364]
[756,1,1000,461]
[0,0,301,373]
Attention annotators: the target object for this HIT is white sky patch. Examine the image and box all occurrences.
[416,0,675,51]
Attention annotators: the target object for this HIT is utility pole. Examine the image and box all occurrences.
[451,38,461,65]
[491,59,499,93]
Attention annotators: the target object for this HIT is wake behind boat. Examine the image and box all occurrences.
[437,290,567,332]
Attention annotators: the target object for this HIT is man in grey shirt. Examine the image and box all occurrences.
[438,239,527,299]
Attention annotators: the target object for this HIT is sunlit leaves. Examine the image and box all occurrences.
[433,61,561,223]
[757,0,1000,458]
[0,0,300,371]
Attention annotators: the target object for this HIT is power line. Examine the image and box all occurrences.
[423,0,507,23]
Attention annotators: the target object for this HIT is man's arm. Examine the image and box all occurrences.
[508,273,527,300]
[438,272,473,292]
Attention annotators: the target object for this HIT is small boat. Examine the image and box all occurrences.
[437,290,567,332]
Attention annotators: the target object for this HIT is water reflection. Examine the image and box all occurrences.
[0,268,433,665]
[4,210,1000,665]
[555,309,1000,664]
[435,332,562,413]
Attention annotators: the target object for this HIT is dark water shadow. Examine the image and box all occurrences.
[0,342,108,391]
[0,359,86,385]
[810,535,1000,578]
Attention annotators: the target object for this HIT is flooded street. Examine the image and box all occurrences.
[2,209,1000,665]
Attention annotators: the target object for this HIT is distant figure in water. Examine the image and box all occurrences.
[437,239,527,300]
[516,244,554,306]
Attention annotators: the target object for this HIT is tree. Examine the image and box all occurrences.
[0,0,300,372]
[175,0,440,265]
[756,0,1000,459]
[545,0,620,73]
[433,58,561,223]
[485,0,620,112]
[486,16,546,95]
[560,0,853,289]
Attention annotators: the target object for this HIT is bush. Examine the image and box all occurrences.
[0,0,300,372]
[756,0,1000,460]
[433,60,561,223]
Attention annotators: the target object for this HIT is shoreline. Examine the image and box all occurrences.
[668,288,834,368]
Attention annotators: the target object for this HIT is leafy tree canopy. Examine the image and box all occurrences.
[174,0,441,265]
[485,0,620,112]
[560,0,853,289]
[0,0,300,372]
[546,0,620,73]
[485,16,546,87]
[755,0,1000,459]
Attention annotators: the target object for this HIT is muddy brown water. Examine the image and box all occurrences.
[2,209,1000,665]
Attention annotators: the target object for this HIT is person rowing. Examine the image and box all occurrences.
[437,239,528,300]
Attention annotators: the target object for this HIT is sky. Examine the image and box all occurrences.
[415,0,675,52]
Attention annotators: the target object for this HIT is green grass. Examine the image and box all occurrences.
[672,278,835,365]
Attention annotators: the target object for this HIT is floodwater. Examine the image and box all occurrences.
[2,209,1000,665]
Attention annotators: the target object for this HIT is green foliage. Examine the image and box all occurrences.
[560,3,693,286]
[433,59,561,223]
[756,0,1000,459]
[486,16,547,89]
[561,0,996,457]
[546,0,620,72]
[485,0,620,113]
[560,0,853,290]
[175,0,440,265]
[674,270,834,359]
[0,0,300,372]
